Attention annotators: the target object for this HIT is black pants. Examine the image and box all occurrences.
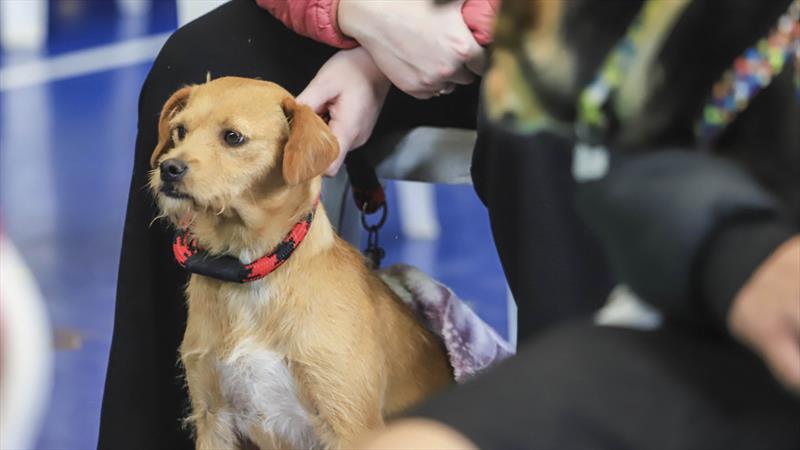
[98,1,799,449]
[415,321,800,449]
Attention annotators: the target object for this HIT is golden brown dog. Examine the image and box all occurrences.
[148,76,452,450]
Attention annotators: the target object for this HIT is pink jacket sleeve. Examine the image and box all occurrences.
[462,0,500,46]
[256,0,499,49]
[255,0,357,49]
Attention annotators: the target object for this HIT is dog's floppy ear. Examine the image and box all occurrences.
[280,97,340,186]
[150,86,193,169]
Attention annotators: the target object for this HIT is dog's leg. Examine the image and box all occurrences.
[247,426,295,450]
[293,361,385,449]
[193,409,239,450]
[186,382,239,449]
[183,352,240,450]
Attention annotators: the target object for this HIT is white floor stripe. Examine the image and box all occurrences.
[0,32,170,92]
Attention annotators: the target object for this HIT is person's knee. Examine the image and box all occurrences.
[144,0,249,100]
[145,27,203,94]
[412,322,636,447]
[137,12,220,131]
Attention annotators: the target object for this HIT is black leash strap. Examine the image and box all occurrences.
[344,150,387,269]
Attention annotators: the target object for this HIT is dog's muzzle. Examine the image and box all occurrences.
[160,158,188,183]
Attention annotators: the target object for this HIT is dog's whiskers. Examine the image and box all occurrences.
[149,213,167,228]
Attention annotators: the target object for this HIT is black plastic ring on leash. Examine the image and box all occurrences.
[360,202,388,231]
[345,149,387,268]
[360,202,387,269]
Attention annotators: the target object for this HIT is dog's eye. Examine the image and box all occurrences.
[174,125,186,141]
[222,130,246,147]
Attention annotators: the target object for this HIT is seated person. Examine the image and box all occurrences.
[99,1,799,449]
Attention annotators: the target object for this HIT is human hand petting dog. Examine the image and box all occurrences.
[299,0,488,174]
[729,235,800,395]
[297,47,391,176]
[338,0,487,99]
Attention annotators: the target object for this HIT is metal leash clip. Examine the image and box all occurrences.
[361,202,387,269]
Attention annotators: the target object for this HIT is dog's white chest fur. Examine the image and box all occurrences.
[217,342,317,448]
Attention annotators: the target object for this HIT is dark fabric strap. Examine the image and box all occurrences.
[699,217,796,329]
[345,149,385,214]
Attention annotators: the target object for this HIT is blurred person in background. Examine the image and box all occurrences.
[360,0,800,448]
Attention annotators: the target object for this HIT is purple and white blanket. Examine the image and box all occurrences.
[378,264,515,383]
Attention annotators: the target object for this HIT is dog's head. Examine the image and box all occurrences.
[148,77,338,230]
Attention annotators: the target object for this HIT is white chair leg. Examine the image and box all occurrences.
[0,0,48,52]
[396,181,441,241]
[176,0,229,27]
[506,285,518,348]
[116,0,151,17]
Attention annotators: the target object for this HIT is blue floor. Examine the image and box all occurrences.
[0,3,507,449]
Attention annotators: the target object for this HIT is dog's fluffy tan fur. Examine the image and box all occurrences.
[149,77,452,450]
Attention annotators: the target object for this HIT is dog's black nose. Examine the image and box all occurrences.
[160,159,188,182]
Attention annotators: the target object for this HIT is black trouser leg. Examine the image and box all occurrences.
[416,321,800,449]
[471,124,615,340]
[98,1,479,448]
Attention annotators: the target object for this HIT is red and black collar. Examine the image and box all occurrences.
[172,202,317,283]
